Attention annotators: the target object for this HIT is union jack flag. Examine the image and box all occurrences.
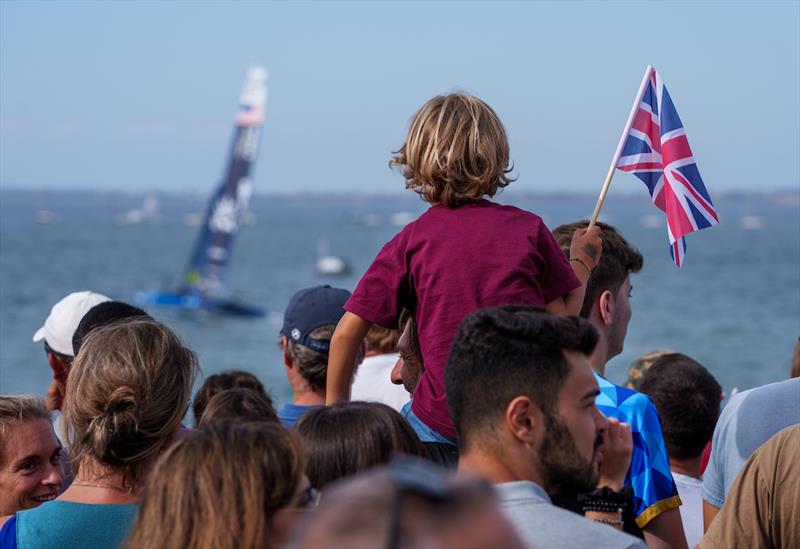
[616,69,718,267]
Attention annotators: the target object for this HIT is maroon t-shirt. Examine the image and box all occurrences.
[345,200,580,438]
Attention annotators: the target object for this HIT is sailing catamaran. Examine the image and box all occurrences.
[136,67,268,317]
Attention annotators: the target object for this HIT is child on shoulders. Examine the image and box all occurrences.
[327,92,602,443]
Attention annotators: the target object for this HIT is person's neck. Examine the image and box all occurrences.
[292,386,326,407]
[588,346,608,377]
[59,459,140,504]
[459,445,546,490]
[670,456,703,479]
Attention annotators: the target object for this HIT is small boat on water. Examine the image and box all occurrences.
[315,239,349,276]
[116,195,159,225]
[136,67,268,317]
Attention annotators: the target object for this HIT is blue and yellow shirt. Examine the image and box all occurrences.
[595,372,681,528]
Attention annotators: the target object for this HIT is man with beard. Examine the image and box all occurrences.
[391,311,459,468]
[447,306,644,548]
[553,222,686,549]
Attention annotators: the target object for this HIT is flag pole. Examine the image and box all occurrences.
[588,65,654,228]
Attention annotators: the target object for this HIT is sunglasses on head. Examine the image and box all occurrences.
[385,457,482,549]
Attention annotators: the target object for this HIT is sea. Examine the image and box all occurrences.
[1,189,798,414]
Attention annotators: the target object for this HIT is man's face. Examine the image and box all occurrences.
[538,350,608,494]
[391,319,423,394]
[606,275,633,360]
[0,418,64,515]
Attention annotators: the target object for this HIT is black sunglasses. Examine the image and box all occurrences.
[385,457,478,549]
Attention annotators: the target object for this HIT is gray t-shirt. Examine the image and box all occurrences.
[496,481,646,549]
[701,378,800,508]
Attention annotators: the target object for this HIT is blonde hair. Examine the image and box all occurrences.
[126,422,304,549]
[391,93,514,207]
[0,396,51,467]
[62,318,198,490]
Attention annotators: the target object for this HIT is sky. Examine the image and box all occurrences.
[1,1,798,195]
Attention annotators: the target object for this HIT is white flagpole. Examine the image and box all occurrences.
[588,65,655,228]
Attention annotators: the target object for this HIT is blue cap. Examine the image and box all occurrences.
[281,285,351,354]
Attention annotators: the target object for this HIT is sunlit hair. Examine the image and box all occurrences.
[126,422,304,549]
[295,401,425,490]
[364,325,400,355]
[62,318,198,491]
[285,325,334,392]
[552,221,644,318]
[192,370,271,427]
[197,388,279,428]
[0,396,51,467]
[791,339,800,379]
[625,349,675,390]
[390,93,514,207]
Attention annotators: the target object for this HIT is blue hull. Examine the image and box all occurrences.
[134,291,266,318]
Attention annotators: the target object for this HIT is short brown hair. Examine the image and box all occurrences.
[638,353,721,459]
[0,396,51,467]
[390,93,514,207]
[126,422,304,549]
[552,221,643,318]
[192,370,271,426]
[364,325,401,355]
[197,388,279,428]
[63,318,199,490]
[295,401,425,490]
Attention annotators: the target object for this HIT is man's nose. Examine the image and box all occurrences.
[390,358,404,385]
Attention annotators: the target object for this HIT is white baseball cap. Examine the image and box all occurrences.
[32,291,112,356]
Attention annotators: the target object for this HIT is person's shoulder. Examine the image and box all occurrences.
[496,482,645,548]
[743,377,800,402]
[594,374,648,410]
[753,424,800,466]
[484,201,543,223]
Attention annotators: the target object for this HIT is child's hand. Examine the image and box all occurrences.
[569,226,603,271]
[596,417,633,491]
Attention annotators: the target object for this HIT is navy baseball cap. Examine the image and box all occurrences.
[281,285,351,354]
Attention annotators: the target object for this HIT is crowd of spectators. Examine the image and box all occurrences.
[1,92,797,548]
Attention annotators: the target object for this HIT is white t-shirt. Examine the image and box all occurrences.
[350,353,410,412]
[672,471,703,548]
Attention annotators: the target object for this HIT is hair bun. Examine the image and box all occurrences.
[94,387,153,464]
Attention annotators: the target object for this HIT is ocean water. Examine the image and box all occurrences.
[1,190,798,410]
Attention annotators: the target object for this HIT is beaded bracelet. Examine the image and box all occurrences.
[569,257,592,275]
[583,502,625,514]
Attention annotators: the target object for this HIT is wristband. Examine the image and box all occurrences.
[569,257,592,275]
[579,486,631,514]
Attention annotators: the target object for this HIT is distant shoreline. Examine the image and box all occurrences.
[2,188,799,204]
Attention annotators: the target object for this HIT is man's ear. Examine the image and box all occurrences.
[505,396,543,445]
[598,290,616,326]
[281,337,293,369]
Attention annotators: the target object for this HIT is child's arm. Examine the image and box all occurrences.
[326,311,373,404]
[545,226,602,316]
